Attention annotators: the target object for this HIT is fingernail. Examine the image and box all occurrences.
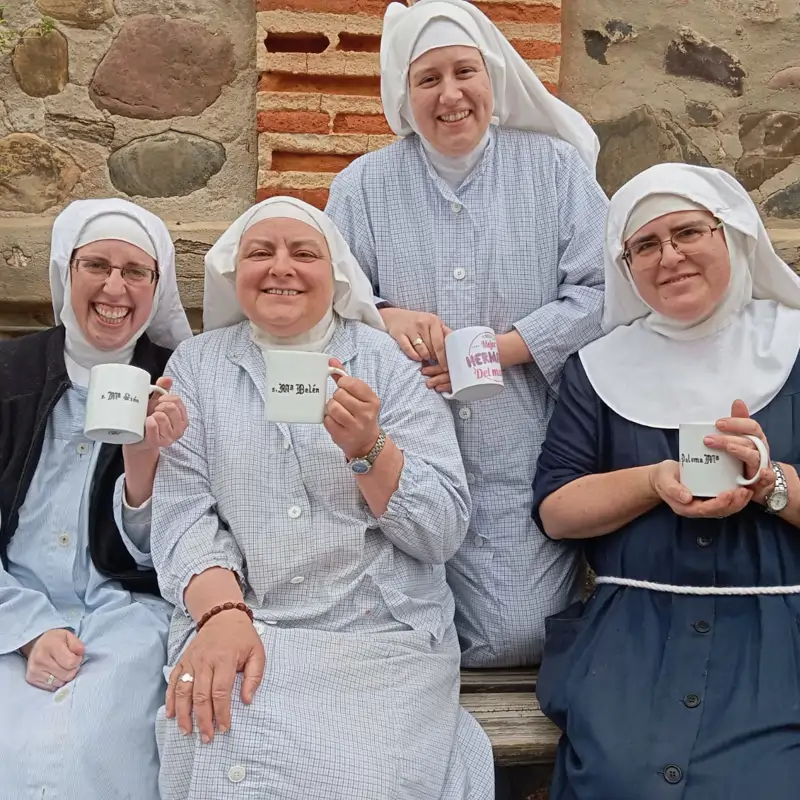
[217,725,228,735]
[680,492,691,503]
[201,734,210,744]
[716,420,727,429]
[180,727,189,736]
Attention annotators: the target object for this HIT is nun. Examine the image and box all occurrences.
[326,0,608,668]
[534,164,800,799]
[151,196,494,800]
[0,198,192,798]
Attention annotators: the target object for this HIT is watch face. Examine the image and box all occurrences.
[350,459,371,475]
[768,490,789,512]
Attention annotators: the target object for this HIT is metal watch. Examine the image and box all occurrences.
[348,430,386,475]
[766,462,789,514]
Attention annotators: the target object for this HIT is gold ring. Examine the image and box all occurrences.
[46,674,56,686]
[412,337,425,347]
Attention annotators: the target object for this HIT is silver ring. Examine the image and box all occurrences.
[46,674,56,686]
[180,672,194,684]
[412,337,425,347]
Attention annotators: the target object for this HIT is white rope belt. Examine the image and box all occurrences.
[595,576,800,596]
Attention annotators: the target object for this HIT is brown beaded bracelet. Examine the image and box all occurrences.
[196,601,254,632]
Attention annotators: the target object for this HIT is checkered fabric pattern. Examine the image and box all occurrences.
[327,127,608,666]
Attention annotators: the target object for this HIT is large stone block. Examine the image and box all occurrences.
[593,106,709,197]
[664,28,746,96]
[0,133,80,212]
[108,132,227,198]
[736,111,800,190]
[35,0,115,28]
[764,182,800,219]
[11,28,69,98]
[89,16,235,119]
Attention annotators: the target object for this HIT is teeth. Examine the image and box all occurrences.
[93,304,130,323]
[265,289,300,296]
[440,110,470,122]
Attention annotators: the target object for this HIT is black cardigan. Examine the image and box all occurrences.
[0,326,172,596]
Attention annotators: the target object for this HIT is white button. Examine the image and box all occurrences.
[287,505,302,519]
[451,202,462,213]
[68,608,81,620]
[290,576,305,585]
[253,621,266,635]
[458,407,471,420]
[76,442,89,455]
[283,440,291,450]
[453,268,466,280]
[466,473,476,484]
[228,765,246,783]
[264,619,278,625]
[474,535,484,547]
[58,533,70,547]
[54,688,70,703]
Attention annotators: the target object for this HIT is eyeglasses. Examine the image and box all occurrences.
[623,223,722,271]
[72,258,159,285]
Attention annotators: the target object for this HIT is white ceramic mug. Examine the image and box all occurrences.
[678,423,769,498]
[441,326,505,402]
[265,350,347,424]
[84,364,167,445]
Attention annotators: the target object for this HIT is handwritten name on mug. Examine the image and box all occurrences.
[101,391,141,404]
[681,453,721,466]
[271,383,322,396]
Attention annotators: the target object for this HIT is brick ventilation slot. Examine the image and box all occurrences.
[259,73,382,96]
[336,33,381,53]
[271,152,359,172]
[258,0,407,14]
[265,32,330,53]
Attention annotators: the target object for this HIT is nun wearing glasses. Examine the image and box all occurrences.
[327,0,607,668]
[533,164,800,799]
[150,197,493,800]
[0,199,192,799]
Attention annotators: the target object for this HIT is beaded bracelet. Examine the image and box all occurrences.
[196,601,254,632]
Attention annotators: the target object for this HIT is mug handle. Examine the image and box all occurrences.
[328,367,348,379]
[149,384,168,398]
[736,435,769,487]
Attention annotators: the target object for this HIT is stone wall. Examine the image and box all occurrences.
[256,0,562,208]
[560,0,800,269]
[0,0,257,334]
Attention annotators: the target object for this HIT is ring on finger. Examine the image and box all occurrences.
[411,337,425,348]
[180,672,194,684]
[46,674,56,686]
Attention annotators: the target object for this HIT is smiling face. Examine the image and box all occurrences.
[236,217,334,337]
[625,209,731,322]
[69,239,157,351]
[408,44,493,157]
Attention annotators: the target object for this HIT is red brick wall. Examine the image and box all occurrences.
[256,0,562,208]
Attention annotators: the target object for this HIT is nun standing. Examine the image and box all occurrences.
[327,0,608,667]
[151,196,494,800]
[534,164,800,799]
[0,199,192,799]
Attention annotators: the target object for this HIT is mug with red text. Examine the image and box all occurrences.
[442,326,505,402]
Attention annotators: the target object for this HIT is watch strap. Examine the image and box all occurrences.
[766,461,788,513]
[348,429,386,468]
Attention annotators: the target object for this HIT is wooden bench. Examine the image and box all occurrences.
[460,668,561,766]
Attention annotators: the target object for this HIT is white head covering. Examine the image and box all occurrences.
[49,198,192,384]
[380,0,600,172]
[579,163,800,428]
[203,197,385,352]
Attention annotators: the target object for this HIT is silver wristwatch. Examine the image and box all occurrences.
[347,430,386,475]
[766,462,789,514]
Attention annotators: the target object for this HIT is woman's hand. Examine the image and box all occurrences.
[703,399,776,505]
[136,377,189,451]
[379,307,448,366]
[21,629,85,691]
[324,359,381,460]
[650,460,754,518]
[166,612,265,744]
[420,324,453,392]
